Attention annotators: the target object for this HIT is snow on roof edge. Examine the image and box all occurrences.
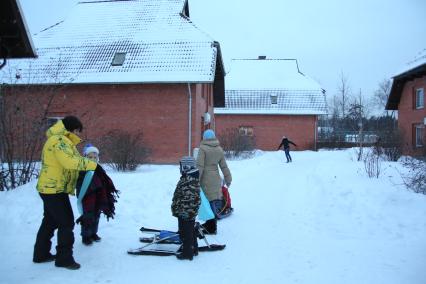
[8,79,215,85]
[393,48,426,78]
[214,108,327,115]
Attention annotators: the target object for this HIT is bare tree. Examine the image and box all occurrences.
[337,72,352,118]
[373,79,394,118]
[347,90,368,161]
[0,84,61,190]
[0,60,71,190]
[327,95,340,124]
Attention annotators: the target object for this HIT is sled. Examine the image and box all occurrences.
[127,223,226,256]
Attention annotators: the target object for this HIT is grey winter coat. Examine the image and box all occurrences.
[196,138,232,201]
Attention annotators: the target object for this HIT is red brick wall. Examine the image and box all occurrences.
[7,83,212,163]
[398,75,426,156]
[192,83,216,144]
[193,84,208,144]
[215,114,318,150]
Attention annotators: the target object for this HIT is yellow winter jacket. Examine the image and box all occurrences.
[36,120,97,195]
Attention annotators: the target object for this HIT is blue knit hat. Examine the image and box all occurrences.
[83,143,99,156]
[203,129,216,140]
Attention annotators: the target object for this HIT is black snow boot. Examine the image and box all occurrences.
[82,237,93,246]
[176,253,193,261]
[201,219,217,235]
[33,253,56,263]
[92,234,101,242]
[55,261,81,270]
[193,232,199,256]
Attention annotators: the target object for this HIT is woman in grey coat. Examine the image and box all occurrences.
[196,129,232,234]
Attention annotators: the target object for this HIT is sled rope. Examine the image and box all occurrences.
[218,196,229,215]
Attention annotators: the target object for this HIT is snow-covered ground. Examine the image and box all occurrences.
[1,149,425,284]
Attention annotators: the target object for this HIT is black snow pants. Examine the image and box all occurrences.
[33,193,76,266]
[178,218,198,257]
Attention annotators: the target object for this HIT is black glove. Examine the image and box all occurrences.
[76,215,86,225]
[76,214,94,226]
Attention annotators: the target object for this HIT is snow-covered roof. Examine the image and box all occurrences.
[393,48,426,78]
[215,58,327,115]
[226,59,323,90]
[215,90,327,115]
[1,0,221,84]
[387,48,426,110]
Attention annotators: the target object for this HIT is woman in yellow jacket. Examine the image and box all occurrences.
[33,116,97,270]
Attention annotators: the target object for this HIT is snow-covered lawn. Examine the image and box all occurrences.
[1,149,425,284]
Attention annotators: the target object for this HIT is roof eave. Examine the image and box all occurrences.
[386,63,426,110]
[6,80,216,86]
[212,41,225,107]
[0,0,37,60]
[213,41,225,75]
[214,109,327,115]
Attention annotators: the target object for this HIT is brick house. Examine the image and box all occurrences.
[386,49,426,156]
[214,57,327,151]
[1,0,225,163]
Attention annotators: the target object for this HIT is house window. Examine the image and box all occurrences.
[239,126,254,136]
[416,88,424,109]
[270,94,278,105]
[414,124,424,147]
[111,52,126,66]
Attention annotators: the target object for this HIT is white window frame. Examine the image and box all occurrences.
[270,94,278,105]
[415,124,424,147]
[416,88,424,109]
[239,126,254,136]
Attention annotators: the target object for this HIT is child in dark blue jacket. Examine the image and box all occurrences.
[277,136,297,162]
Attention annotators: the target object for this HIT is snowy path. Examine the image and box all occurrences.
[1,150,425,284]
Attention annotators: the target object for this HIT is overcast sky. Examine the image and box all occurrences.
[20,0,426,112]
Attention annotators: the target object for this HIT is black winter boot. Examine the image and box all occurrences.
[33,253,55,263]
[92,234,101,242]
[201,219,217,234]
[55,261,81,270]
[82,237,93,246]
[178,218,196,260]
[176,253,193,261]
[193,230,199,256]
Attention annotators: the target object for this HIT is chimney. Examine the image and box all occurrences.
[258,55,266,60]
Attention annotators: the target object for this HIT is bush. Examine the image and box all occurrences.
[217,128,256,159]
[378,129,403,162]
[400,157,426,195]
[363,148,382,178]
[100,130,150,171]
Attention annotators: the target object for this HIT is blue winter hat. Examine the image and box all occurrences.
[83,143,99,156]
[203,129,216,140]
